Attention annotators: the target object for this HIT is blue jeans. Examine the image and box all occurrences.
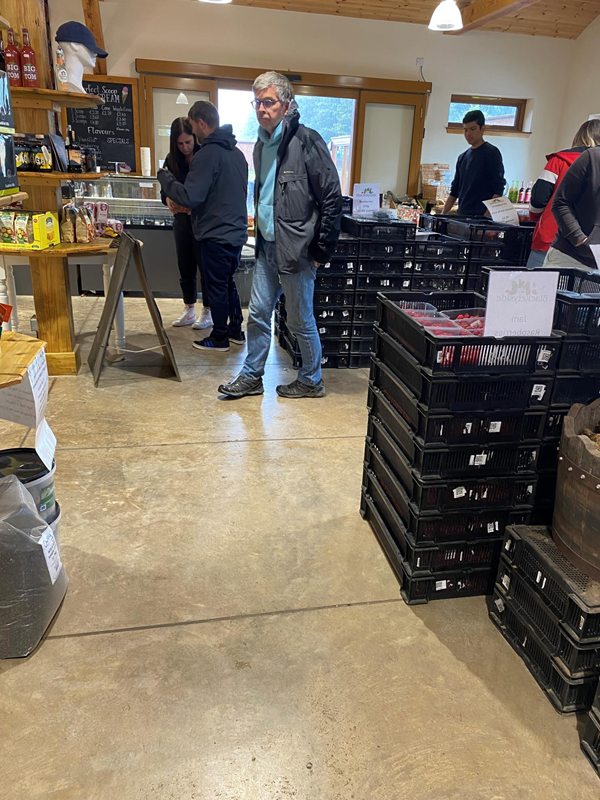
[240,239,322,385]
[525,249,547,269]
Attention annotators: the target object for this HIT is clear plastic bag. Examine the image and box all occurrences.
[0,474,68,658]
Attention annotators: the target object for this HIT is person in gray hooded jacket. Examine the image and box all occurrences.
[219,71,342,399]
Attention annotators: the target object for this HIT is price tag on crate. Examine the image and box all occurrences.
[484,270,559,337]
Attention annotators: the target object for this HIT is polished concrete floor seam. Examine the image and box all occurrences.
[53,433,367,452]
[46,597,403,641]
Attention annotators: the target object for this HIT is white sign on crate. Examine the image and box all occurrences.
[353,183,380,214]
[483,196,520,227]
[484,270,559,338]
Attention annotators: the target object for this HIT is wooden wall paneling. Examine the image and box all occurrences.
[135,60,431,96]
[2,0,53,88]
[81,0,107,75]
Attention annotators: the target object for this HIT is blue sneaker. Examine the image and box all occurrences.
[193,337,230,352]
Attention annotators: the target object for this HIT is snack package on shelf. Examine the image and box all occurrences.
[95,202,109,228]
[75,209,91,243]
[0,210,17,244]
[60,206,77,243]
[0,210,58,250]
[104,219,124,237]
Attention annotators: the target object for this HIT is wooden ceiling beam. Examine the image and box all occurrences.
[447,0,542,34]
[81,0,107,74]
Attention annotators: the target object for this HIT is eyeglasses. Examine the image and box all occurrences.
[251,98,280,110]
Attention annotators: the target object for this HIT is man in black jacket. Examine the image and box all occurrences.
[219,71,343,399]
[158,101,248,352]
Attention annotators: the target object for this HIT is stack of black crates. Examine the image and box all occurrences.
[479,266,600,525]
[491,526,600,715]
[276,213,534,370]
[360,289,560,605]
[582,681,600,777]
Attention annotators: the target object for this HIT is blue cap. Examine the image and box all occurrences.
[55,21,108,58]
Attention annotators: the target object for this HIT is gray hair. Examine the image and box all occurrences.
[252,71,294,104]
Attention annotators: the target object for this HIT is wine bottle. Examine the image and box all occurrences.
[5,28,22,87]
[525,181,533,205]
[20,28,39,88]
[0,32,6,74]
[518,182,526,204]
[66,125,83,173]
[55,45,68,91]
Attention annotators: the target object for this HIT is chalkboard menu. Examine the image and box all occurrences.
[66,76,139,173]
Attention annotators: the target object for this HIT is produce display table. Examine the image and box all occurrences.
[0,241,117,375]
[0,331,46,390]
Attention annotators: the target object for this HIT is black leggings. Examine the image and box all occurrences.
[172,214,209,307]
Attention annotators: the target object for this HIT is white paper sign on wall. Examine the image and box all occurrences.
[353,183,380,214]
[484,270,559,338]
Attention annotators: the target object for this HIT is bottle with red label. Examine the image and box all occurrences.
[20,28,39,88]
[5,28,22,87]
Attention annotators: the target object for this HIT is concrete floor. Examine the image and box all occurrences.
[0,296,598,799]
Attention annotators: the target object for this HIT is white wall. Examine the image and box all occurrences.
[49,0,576,186]
[558,16,600,149]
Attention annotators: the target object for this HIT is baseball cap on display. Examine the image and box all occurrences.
[55,21,109,58]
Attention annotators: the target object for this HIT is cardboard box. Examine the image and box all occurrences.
[1,211,59,250]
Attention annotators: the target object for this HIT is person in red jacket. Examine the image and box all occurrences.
[527,119,600,268]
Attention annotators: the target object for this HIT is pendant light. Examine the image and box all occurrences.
[428,0,463,31]
[176,92,189,105]
[197,0,233,4]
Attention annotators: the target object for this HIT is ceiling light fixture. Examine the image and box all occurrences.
[197,0,233,4]
[428,0,463,31]
[176,92,189,105]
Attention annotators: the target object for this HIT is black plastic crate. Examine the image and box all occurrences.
[412,259,468,276]
[502,525,600,644]
[352,322,374,339]
[376,299,560,375]
[362,474,502,575]
[320,258,357,276]
[469,242,521,263]
[364,436,536,515]
[370,352,554,413]
[581,709,600,777]
[490,592,598,713]
[355,290,389,308]
[413,235,471,261]
[334,234,359,257]
[544,410,567,440]
[313,290,355,308]
[367,380,546,446]
[538,441,559,472]
[314,306,353,322]
[357,274,413,291]
[315,274,356,291]
[350,337,374,355]
[357,259,413,275]
[360,240,415,258]
[555,293,600,336]
[445,217,532,261]
[353,307,378,323]
[360,491,495,604]
[285,334,351,356]
[315,321,353,339]
[552,375,600,408]
[411,274,478,292]
[496,559,600,678]
[533,473,557,509]
[321,353,369,369]
[373,325,560,398]
[558,339,600,373]
[282,334,302,369]
[341,214,417,241]
[368,411,539,480]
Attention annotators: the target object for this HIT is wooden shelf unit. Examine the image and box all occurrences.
[19,172,109,187]
[10,87,104,111]
[0,192,28,208]
[0,239,114,258]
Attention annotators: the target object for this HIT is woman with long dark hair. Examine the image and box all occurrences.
[161,117,212,329]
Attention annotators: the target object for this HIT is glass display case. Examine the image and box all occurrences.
[70,175,174,229]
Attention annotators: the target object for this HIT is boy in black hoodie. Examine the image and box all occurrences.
[158,101,249,352]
